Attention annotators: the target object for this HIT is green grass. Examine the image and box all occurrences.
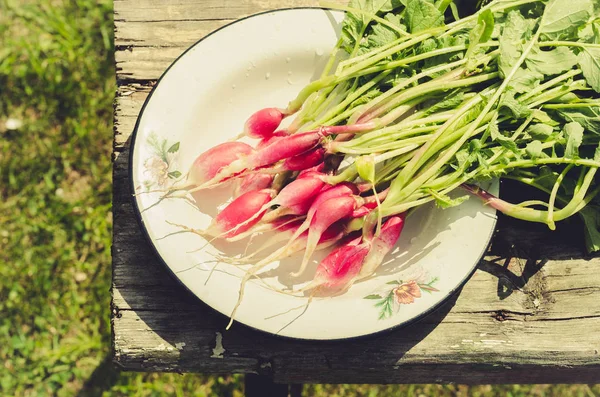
[1,0,600,395]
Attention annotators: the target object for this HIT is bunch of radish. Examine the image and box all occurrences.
[143,0,600,328]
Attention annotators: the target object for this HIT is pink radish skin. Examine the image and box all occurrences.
[306,235,370,294]
[251,130,324,166]
[283,148,325,172]
[351,206,373,218]
[292,195,358,277]
[209,189,274,239]
[282,182,358,253]
[270,176,326,214]
[233,173,274,198]
[240,149,325,177]
[188,142,254,187]
[357,214,407,281]
[199,123,377,191]
[232,176,327,229]
[201,130,325,191]
[297,165,326,180]
[257,130,288,150]
[244,108,287,140]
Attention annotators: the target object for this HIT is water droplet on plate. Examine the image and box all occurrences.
[265,72,271,80]
[315,48,324,57]
[232,84,236,89]
[410,237,417,244]
[286,57,291,63]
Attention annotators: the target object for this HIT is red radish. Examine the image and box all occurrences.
[307,182,359,208]
[283,148,325,172]
[351,206,373,218]
[292,195,358,277]
[195,123,377,191]
[233,173,273,198]
[170,189,274,241]
[232,176,327,229]
[250,130,324,166]
[268,176,326,214]
[297,163,326,179]
[357,214,406,281]
[257,130,288,150]
[300,234,370,294]
[188,142,254,187]
[195,130,326,192]
[238,148,325,177]
[244,108,287,139]
[283,182,358,248]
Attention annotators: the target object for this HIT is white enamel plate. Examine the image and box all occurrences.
[130,8,498,340]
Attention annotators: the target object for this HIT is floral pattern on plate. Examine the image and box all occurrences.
[364,278,439,320]
[140,133,181,190]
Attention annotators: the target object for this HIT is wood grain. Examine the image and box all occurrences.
[113,0,600,383]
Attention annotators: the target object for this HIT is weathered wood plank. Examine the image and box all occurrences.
[112,0,600,383]
[114,0,342,22]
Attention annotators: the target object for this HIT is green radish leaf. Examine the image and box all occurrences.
[427,189,469,209]
[526,47,578,76]
[341,0,401,53]
[356,155,376,183]
[496,136,520,154]
[498,11,533,78]
[526,140,547,159]
[510,68,544,93]
[387,280,400,285]
[341,0,399,54]
[367,13,406,48]
[454,148,476,170]
[488,120,501,141]
[532,109,559,126]
[578,47,600,92]
[540,0,593,40]
[563,122,584,159]
[364,294,383,299]
[499,90,531,119]
[350,88,383,107]
[423,90,464,115]
[167,142,180,153]
[528,124,555,141]
[405,0,445,33]
[465,9,494,62]
[168,171,182,179]
[578,21,600,44]
[557,106,600,135]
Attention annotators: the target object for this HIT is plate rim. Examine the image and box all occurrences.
[126,7,498,342]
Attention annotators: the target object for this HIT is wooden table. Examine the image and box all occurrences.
[112,0,600,388]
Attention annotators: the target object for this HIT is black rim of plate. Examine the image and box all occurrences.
[127,7,498,342]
